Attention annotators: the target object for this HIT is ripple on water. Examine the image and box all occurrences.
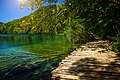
[0,34,76,80]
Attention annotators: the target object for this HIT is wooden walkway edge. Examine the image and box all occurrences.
[51,40,120,80]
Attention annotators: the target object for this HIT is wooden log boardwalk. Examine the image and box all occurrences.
[51,40,120,80]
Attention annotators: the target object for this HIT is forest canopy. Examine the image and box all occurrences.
[20,0,120,52]
[0,0,120,52]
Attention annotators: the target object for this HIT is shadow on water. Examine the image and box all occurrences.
[67,54,120,80]
[0,35,50,50]
[0,61,59,80]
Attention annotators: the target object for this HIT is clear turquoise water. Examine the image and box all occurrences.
[0,34,76,80]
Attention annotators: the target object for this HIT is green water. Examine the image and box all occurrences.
[0,34,76,80]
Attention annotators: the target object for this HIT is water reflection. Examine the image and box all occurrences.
[0,34,76,80]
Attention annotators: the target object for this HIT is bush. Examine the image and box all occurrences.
[112,33,120,52]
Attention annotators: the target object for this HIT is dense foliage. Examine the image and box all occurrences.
[112,33,120,52]
[0,22,7,33]
[0,5,64,34]
[0,0,119,52]
[65,0,120,51]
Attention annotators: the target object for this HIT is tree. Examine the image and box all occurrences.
[20,0,58,9]
[18,0,120,52]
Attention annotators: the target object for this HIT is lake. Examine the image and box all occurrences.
[0,34,76,80]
